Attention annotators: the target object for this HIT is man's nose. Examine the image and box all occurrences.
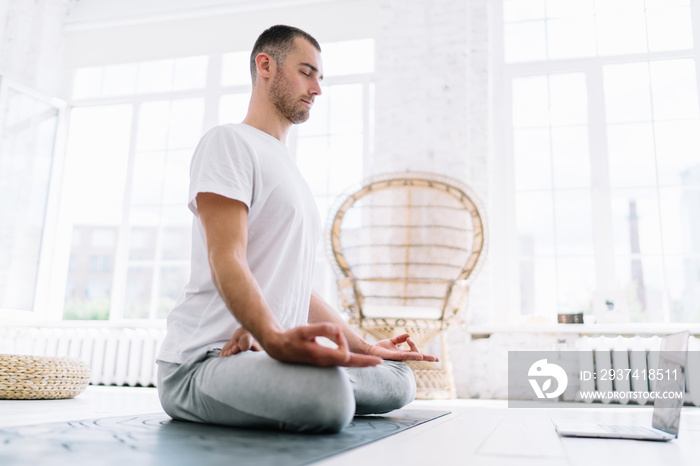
[310,79,322,96]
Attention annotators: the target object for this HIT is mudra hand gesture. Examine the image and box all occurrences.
[221,327,438,363]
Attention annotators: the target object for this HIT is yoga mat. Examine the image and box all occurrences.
[0,409,449,466]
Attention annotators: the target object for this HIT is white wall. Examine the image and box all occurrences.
[371,0,492,397]
[0,0,71,96]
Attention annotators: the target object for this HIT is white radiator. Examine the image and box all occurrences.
[574,335,700,407]
[0,325,166,387]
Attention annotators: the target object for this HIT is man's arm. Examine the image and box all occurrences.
[307,289,439,362]
[198,192,380,367]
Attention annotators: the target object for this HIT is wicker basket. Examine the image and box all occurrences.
[0,354,91,400]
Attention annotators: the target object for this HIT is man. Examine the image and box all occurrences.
[156,25,437,434]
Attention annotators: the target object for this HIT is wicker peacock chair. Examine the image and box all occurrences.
[327,172,487,399]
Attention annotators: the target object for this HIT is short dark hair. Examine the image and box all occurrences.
[250,25,321,83]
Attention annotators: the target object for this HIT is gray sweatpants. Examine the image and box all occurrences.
[156,349,416,434]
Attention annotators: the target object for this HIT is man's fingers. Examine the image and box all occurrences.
[334,326,349,356]
[307,323,345,343]
[292,324,381,367]
[391,333,425,355]
[239,334,252,352]
[317,323,351,364]
[391,352,423,361]
[300,323,350,357]
[391,333,410,345]
[220,344,238,357]
[220,341,232,357]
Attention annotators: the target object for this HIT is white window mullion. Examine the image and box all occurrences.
[500,69,522,322]
[646,61,671,323]
[545,76,560,316]
[362,79,372,177]
[203,54,223,132]
[491,0,520,322]
[693,0,700,111]
[41,100,71,321]
[692,0,700,249]
[586,63,617,321]
[148,259,161,320]
[109,101,140,320]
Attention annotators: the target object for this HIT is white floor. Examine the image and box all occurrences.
[2,387,700,465]
[326,399,700,466]
[0,386,162,428]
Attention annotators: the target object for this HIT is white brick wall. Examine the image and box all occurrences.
[0,0,71,97]
[458,331,566,399]
[372,0,492,396]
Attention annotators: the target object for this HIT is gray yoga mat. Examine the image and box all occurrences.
[0,409,449,466]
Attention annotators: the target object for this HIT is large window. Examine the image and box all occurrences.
[498,0,700,323]
[0,78,64,318]
[61,40,374,320]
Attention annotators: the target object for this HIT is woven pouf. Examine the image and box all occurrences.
[0,354,91,400]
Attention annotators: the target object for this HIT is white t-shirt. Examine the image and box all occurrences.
[157,123,321,364]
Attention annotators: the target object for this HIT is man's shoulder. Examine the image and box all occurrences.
[202,122,243,140]
[195,123,286,165]
[197,123,258,153]
[202,123,273,147]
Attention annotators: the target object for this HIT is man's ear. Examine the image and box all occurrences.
[255,53,274,80]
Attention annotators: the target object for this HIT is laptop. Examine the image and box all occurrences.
[555,330,689,441]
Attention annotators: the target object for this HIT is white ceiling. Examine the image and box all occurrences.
[65,0,341,30]
[63,0,377,67]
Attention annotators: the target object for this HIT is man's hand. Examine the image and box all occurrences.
[220,326,263,357]
[263,323,382,368]
[368,333,439,362]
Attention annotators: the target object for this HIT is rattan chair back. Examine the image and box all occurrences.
[327,172,487,340]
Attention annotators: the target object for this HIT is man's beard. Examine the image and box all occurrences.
[270,70,311,124]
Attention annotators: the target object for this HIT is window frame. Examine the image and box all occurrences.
[492,0,700,324]
[53,48,375,323]
[0,77,69,322]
